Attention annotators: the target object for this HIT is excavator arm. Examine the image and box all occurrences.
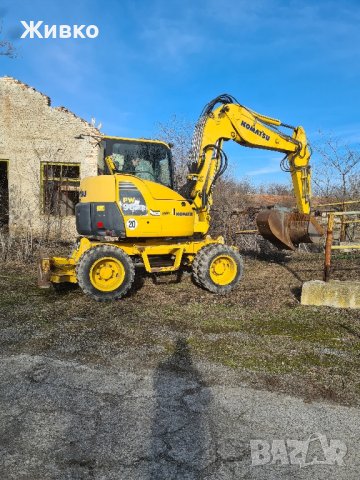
[187,95,322,250]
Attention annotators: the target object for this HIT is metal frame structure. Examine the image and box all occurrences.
[317,200,360,242]
[323,210,360,281]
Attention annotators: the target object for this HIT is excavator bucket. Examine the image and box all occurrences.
[256,209,324,250]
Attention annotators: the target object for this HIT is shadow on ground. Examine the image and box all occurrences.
[149,337,214,478]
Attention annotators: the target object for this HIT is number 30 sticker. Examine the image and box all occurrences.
[126,218,138,230]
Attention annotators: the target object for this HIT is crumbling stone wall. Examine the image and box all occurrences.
[0,76,101,239]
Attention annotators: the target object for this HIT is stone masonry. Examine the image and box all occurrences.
[0,76,101,239]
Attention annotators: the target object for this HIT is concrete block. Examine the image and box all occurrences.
[301,280,360,309]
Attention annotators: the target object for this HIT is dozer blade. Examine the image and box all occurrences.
[256,209,324,251]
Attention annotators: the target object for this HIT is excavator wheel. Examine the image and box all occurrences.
[192,244,244,294]
[76,245,135,301]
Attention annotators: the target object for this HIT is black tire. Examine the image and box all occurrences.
[76,245,135,301]
[192,244,243,294]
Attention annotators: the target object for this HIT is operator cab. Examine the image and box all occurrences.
[100,136,174,189]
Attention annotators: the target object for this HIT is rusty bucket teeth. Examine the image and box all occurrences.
[256,209,324,251]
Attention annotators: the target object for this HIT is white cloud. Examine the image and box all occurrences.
[246,157,282,176]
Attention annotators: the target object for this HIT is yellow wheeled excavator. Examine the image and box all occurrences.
[39,94,323,300]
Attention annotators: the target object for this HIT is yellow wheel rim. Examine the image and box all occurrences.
[209,255,237,286]
[89,257,125,292]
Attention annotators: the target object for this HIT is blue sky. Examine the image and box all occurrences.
[1,0,360,185]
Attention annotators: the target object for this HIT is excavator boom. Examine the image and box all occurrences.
[187,95,323,249]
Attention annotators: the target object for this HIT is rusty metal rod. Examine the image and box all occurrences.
[331,245,360,250]
[235,229,259,234]
[327,211,360,216]
[324,213,334,282]
[340,204,347,242]
[316,200,360,207]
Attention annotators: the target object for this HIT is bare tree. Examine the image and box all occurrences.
[312,135,360,242]
[0,24,16,58]
[313,135,360,201]
[257,182,293,196]
[155,115,194,188]
[349,172,360,199]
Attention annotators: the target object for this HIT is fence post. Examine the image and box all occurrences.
[340,201,347,242]
[323,213,334,282]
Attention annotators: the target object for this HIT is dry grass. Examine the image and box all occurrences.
[0,229,72,265]
[0,250,359,405]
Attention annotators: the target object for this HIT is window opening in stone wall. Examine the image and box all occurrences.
[42,163,80,216]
